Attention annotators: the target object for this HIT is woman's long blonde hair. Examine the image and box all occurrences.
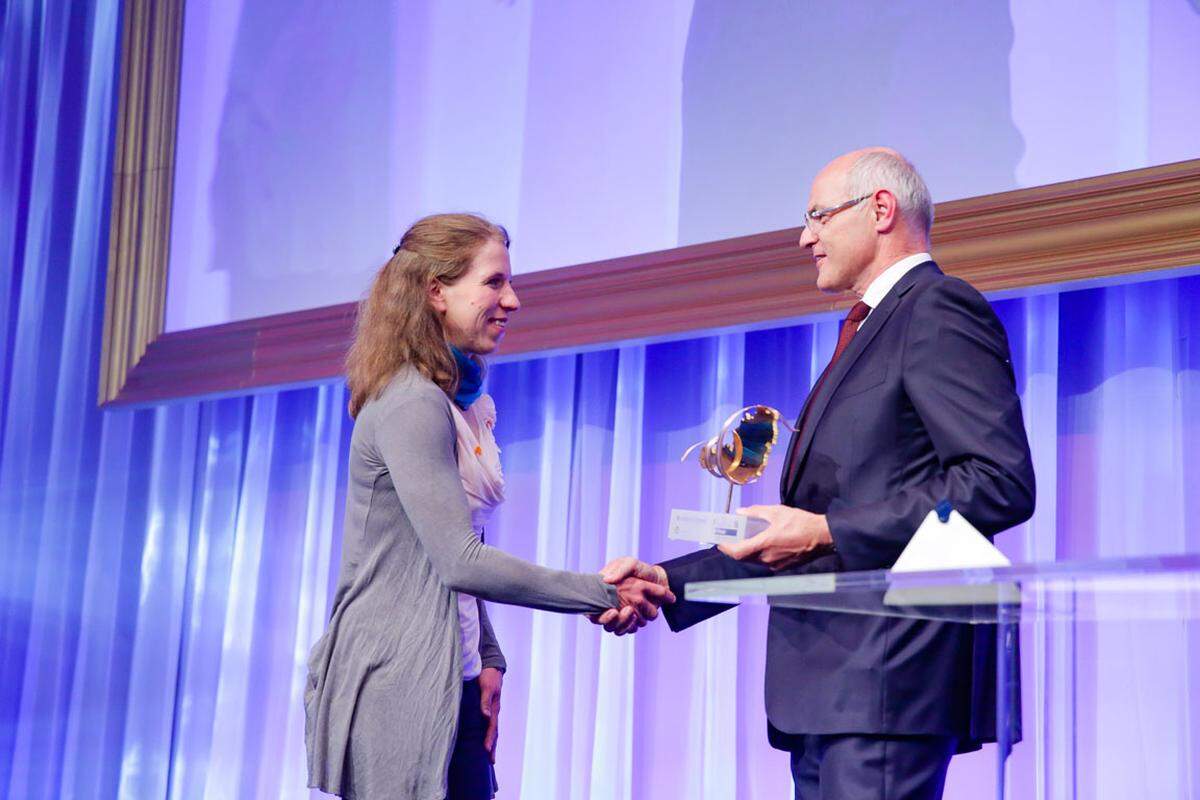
[347,213,510,418]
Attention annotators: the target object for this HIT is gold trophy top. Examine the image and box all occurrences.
[681,405,790,486]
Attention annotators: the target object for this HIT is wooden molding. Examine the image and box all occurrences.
[99,0,185,405]
[105,158,1200,406]
[502,158,1200,354]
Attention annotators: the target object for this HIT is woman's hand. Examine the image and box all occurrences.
[588,557,674,635]
[479,667,503,763]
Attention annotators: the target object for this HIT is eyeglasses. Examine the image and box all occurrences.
[803,193,871,233]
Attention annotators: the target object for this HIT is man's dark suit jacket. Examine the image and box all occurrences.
[661,261,1035,752]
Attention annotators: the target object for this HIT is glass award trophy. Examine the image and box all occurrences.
[668,405,792,545]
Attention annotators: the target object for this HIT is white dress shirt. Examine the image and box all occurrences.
[860,252,932,319]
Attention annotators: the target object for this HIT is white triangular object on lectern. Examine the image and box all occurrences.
[891,508,1011,573]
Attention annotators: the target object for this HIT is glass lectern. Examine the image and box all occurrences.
[686,554,1200,799]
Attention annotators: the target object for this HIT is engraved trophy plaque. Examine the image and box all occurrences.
[668,405,793,545]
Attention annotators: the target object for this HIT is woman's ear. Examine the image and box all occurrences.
[428,278,447,314]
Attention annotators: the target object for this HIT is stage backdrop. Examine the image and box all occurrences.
[3,2,1200,800]
[163,0,1200,332]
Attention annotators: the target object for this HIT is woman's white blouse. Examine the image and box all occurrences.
[448,394,505,679]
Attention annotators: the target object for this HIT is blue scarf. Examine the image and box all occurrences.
[451,346,483,410]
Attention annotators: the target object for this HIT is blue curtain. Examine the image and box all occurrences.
[2,2,1199,798]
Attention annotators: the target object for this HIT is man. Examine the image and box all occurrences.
[597,148,1035,799]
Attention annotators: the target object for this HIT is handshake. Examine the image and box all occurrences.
[587,504,836,635]
[589,556,674,636]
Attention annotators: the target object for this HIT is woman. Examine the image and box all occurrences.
[304,213,671,800]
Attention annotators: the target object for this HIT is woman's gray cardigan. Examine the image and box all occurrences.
[305,368,619,799]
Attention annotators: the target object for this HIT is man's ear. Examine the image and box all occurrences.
[872,188,900,234]
[428,278,447,313]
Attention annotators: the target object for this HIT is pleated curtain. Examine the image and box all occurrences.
[3,2,1199,798]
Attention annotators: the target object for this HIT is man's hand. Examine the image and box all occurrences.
[479,667,503,764]
[587,557,673,635]
[601,556,668,588]
[718,505,834,570]
[615,575,675,619]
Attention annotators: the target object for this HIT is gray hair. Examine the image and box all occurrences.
[844,151,934,236]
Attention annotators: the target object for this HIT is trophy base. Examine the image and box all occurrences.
[668,509,770,545]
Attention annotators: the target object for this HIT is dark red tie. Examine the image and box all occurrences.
[784,301,872,489]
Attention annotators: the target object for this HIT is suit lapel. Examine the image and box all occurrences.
[780,261,940,501]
